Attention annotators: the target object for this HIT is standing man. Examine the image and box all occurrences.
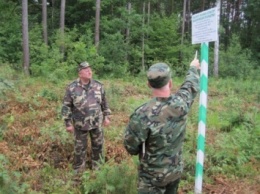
[62,61,111,172]
[124,58,200,194]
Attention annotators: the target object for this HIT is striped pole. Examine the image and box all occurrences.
[195,42,209,194]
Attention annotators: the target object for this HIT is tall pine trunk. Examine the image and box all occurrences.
[214,0,221,77]
[126,2,131,40]
[60,0,65,58]
[22,0,30,75]
[95,0,101,48]
[42,0,48,45]
[141,2,146,71]
[126,2,131,62]
[181,0,187,46]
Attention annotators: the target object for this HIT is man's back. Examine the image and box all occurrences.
[124,66,200,187]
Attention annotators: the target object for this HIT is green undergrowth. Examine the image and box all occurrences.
[0,65,259,193]
[81,158,138,194]
[0,155,29,194]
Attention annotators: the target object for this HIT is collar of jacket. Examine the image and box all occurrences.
[76,78,93,89]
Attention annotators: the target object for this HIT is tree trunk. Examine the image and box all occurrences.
[147,1,150,26]
[214,0,221,77]
[171,0,174,14]
[201,0,205,11]
[126,2,131,40]
[141,2,146,72]
[60,0,65,57]
[95,0,101,48]
[22,0,30,75]
[51,0,55,32]
[181,0,187,46]
[126,2,131,62]
[42,0,48,45]
[186,0,191,32]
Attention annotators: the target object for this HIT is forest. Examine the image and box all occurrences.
[0,0,259,193]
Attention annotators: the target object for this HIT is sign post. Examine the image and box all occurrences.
[191,7,218,194]
[192,8,218,44]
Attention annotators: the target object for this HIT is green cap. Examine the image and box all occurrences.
[78,61,90,71]
[147,62,171,88]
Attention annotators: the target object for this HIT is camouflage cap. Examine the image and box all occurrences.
[147,62,171,88]
[78,61,91,71]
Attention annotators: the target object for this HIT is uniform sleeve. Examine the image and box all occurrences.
[175,66,200,111]
[101,85,111,116]
[61,86,73,127]
[124,113,149,155]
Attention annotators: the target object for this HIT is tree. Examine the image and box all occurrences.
[126,2,131,42]
[60,0,66,32]
[141,2,146,71]
[60,0,66,56]
[181,0,187,46]
[42,0,48,45]
[22,0,30,75]
[95,0,101,48]
[241,0,260,61]
[213,0,221,77]
[0,1,21,64]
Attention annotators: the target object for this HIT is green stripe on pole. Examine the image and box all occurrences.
[195,163,204,177]
[197,134,205,152]
[200,75,208,93]
[199,105,207,123]
[201,43,208,62]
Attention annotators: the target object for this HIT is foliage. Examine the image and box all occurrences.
[182,77,260,185]
[38,164,79,194]
[0,1,22,64]
[206,122,259,178]
[0,0,259,79]
[0,78,14,100]
[241,0,260,61]
[99,32,129,77]
[146,14,181,66]
[105,78,149,113]
[81,159,137,194]
[219,35,259,79]
[0,155,29,194]
[29,27,105,81]
[1,46,260,193]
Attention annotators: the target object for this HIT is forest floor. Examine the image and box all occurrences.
[0,78,260,194]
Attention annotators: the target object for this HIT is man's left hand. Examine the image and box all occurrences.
[103,117,110,127]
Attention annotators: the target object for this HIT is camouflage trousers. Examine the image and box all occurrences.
[138,171,180,194]
[73,127,104,171]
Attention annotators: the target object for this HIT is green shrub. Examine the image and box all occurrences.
[39,121,73,145]
[30,28,105,80]
[39,88,59,101]
[219,35,258,79]
[38,164,79,194]
[0,155,29,194]
[206,116,259,177]
[82,159,137,194]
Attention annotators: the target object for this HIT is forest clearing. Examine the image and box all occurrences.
[0,67,259,193]
[1,0,260,193]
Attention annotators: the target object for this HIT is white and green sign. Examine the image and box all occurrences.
[192,8,218,44]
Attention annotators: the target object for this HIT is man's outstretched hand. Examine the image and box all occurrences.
[190,58,200,70]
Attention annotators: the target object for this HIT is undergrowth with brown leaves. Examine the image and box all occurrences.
[0,69,260,194]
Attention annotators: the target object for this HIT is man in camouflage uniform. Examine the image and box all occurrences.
[61,61,111,172]
[124,58,200,194]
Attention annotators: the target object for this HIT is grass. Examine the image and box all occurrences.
[0,65,260,193]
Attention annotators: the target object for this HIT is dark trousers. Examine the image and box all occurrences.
[73,127,104,170]
[165,179,180,194]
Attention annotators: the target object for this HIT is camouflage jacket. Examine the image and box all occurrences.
[61,78,111,130]
[124,66,199,185]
